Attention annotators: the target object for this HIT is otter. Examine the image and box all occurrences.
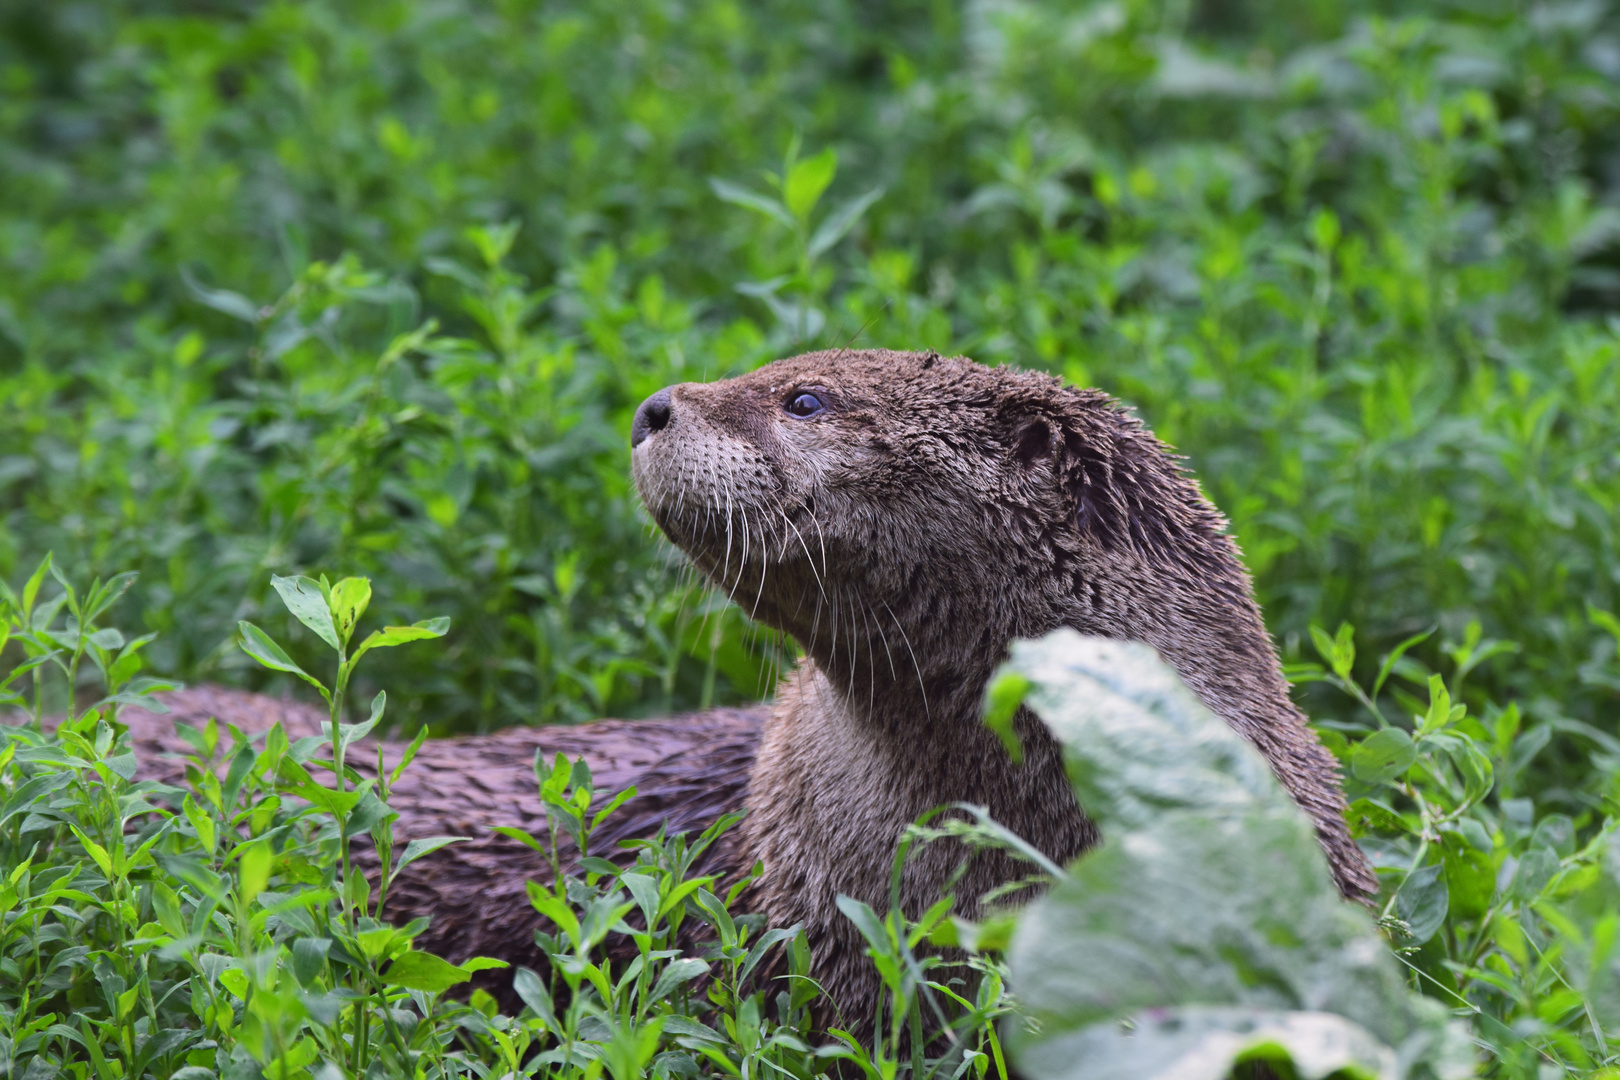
[115,348,1373,1026]
[629,348,1375,1026]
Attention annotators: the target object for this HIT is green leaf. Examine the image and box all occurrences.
[981,671,1032,763]
[181,268,262,322]
[152,881,186,937]
[237,841,271,904]
[807,187,883,260]
[999,631,1463,1080]
[513,966,560,1030]
[835,895,891,956]
[709,178,793,228]
[271,574,341,652]
[21,552,54,616]
[1309,623,1356,682]
[1017,1007,1396,1080]
[70,826,113,878]
[1351,728,1416,786]
[348,617,450,667]
[237,621,331,702]
[292,937,331,988]
[649,957,710,1003]
[394,835,469,875]
[783,147,837,220]
[1004,634,1294,831]
[389,725,431,786]
[329,576,372,647]
[1373,627,1434,699]
[460,956,509,973]
[1394,862,1448,944]
[384,950,474,993]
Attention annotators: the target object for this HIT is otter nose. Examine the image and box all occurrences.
[631,387,674,449]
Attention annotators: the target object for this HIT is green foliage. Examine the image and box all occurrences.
[1297,620,1620,1077]
[0,560,1011,1078]
[6,0,1620,1074]
[3,0,1618,746]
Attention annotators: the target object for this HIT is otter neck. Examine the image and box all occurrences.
[785,589,1012,741]
[780,557,1298,750]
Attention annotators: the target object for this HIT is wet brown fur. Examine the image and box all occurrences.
[631,348,1376,1029]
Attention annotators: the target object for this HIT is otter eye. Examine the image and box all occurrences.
[784,392,824,418]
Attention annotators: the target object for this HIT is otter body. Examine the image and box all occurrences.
[631,349,1375,1025]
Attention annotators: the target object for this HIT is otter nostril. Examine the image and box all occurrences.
[631,387,674,449]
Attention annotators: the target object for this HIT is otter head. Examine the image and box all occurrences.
[630,348,1263,714]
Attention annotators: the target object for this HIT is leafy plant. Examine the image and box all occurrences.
[994,630,1471,1080]
[0,561,1018,1078]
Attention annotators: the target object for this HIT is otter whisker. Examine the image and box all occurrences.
[865,592,899,682]
[857,594,879,718]
[779,510,827,603]
[748,512,771,622]
[880,597,930,720]
[807,505,831,587]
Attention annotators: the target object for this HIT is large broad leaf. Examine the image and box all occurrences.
[1011,632,1296,831]
[1016,1007,1396,1080]
[999,631,1473,1080]
[1010,811,1413,1047]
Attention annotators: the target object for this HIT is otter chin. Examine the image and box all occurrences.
[631,348,1375,1027]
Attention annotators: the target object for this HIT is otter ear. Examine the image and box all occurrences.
[1009,417,1055,469]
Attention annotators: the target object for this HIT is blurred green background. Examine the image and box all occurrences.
[3,0,1618,771]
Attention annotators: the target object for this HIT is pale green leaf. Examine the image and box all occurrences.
[271,574,341,652]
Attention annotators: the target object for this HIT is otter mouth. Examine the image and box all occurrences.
[646,492,823,606]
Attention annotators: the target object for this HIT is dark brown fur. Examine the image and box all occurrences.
[631,349,1376,1028]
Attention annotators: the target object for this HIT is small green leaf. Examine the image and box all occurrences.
[238,841,271,904]
[650,957,710,1003]
[348,617,450,667]
[513,966,560,1029]
[384,950,474,993]
[152,881,186,937]
[70,826,113,878]
[1394,862,1448,944]
[784,147,837,220]
[271,574,341,652]
[237,621,331,702]
[292,937,332,988]
[21,552,54,615]
[390,725,430,786]
[182,268,262,322]
[1351,728,1416,785]
[329,576,372,647]
[709,178,794,228]
[394,835,469,875]
[982,670,1032,763]
[807,187,883,259]
[460,957,509,973]
[346,868,372,913]
[1372,626,1434,699]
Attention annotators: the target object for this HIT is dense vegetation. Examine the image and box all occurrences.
[5,0,1620,1076]
[5,0,1618,741]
